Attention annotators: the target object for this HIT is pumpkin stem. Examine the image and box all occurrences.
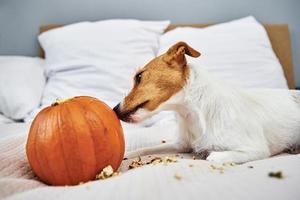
[51,98,71,106]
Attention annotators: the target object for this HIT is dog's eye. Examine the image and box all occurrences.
[135,72,143,84]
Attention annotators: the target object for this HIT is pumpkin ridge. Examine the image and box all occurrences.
[86,102,122,169]
[64,101,85,183]
[108,112,125,168]
[39,109,58,184]
[115,128,125,167]
[109,111,125,166]
[28,109,49,183]
[74,100,98,179]
[76,98,119,169]
[56,104,73,184]
[46,107,66,184]
[87,109,112,169]
[33,116,48,182]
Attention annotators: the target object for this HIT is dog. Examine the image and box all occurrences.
[113,41,300,163]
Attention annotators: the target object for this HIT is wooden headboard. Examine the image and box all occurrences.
[39,24,295,89]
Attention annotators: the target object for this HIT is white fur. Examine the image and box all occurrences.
[125,64,300,163]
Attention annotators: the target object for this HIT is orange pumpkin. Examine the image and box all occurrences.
[26,96,125,186]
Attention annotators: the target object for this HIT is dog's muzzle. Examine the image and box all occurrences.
[113,103,121,117]
[113,101,149,122]
[113,103,132,122]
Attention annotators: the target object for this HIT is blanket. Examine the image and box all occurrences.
[0,123,299,200]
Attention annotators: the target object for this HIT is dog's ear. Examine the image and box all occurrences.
[163,41,201,66]
[167,42,201,58]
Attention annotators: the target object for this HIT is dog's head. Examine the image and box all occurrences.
[113,42,200,123]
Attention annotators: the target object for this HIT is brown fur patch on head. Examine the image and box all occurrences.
[120,42,200,114]
[123,55,189,112]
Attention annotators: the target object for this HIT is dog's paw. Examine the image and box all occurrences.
[206,151,236,164]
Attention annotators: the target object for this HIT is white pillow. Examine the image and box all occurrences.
[38,19,170,108]
[0,56,45,120]
[158,16,288,89]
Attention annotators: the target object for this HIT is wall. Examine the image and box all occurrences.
[0,0,299,86]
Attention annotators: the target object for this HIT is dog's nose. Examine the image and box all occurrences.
[113,103,121,117]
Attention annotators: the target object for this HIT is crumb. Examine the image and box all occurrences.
[152,156,177,165]
[112,172,122,177]
[161,140,166,143]
[162,157,177,165]
[189,164,193,167]
[210,164,216,170]
[165,156,177,163]
[248,166,254,169]
[123,157,128,160]
[175,154,179,157]
[268,171,284,179]
[129,156,178,169]
[128,157,143,169]
[192,156,196,160]
[102,165,114,175]
[210,164,225,173]
[96,165,120,180]
[174,173,182,180]
[148,155,152,158]
[150,157,163,165]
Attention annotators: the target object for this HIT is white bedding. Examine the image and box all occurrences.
[0,114,14,124]
[0,56,45,121]
[0,122,299,200]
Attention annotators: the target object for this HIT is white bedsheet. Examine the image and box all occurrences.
[0,114,14,124]
[0,122,299,200]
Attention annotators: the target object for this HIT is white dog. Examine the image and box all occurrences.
[113,42,300,163]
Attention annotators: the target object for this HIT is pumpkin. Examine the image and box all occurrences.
[26,96,125,186]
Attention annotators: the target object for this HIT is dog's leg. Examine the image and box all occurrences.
[125,142,190,159]
[206,150,270,164]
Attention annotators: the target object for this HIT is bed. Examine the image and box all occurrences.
[0,18,299,200]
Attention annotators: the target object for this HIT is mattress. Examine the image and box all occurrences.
[0,121,299,200]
